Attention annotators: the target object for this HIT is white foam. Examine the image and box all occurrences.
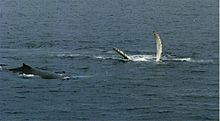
[168,58,192,62]
[94,55,119,60]
[18,73,36,78]
[163,57,214,63]
[62,76,71,80]
[95,56,106,59]
[56,53,81,57]
[130,55,154,62]
[74,75,93,78]
[95,54,155,62]
[95,54,214,64]
[190,59,214,63]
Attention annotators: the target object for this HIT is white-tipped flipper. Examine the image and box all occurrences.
[113,47,131,60]
[153,31,163,62]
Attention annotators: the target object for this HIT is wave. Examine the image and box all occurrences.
[52,52,214,64]
[18,73,92,80]
[94,55,119,60]
[163,57,192,62]
[60,74,93,80]
[188,59,214,63]
[163,55,214,63]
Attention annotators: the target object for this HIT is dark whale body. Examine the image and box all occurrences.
[9,63,60,79]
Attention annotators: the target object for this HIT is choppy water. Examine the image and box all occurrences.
[0,0,219,120]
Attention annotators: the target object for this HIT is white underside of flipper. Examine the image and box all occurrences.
[153,31,163,62]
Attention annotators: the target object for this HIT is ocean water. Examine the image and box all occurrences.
[0,0,219,120]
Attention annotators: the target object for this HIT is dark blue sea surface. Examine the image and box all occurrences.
[0,0,218,120]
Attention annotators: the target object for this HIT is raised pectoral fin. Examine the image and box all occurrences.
[113,47,131,60]
[153,32,163,62]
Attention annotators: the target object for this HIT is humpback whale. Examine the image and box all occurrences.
[153,31,162,62]
[113,47,131,60]
[9,63,60,79]
[113,31,163,62]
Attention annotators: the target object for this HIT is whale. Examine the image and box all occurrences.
[113,31,163,62]
[113,47,131,60]
[9,63,60,79]
[152,31,162,62]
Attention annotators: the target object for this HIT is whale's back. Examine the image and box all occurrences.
[9,63,60,79]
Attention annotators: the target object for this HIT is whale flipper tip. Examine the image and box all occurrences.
[113,47,131,60]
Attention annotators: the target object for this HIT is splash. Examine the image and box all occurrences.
[54,52,214,64]
[95,54,155,62]
[129,55,154,62]
[94,54,214,64]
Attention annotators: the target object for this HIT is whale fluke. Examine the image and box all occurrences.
[113,47,131,60]
[153,31,163,62]
[9,63,60,79]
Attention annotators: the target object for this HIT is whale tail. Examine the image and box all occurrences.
[113,47,131,60]
[153,31,163,62]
